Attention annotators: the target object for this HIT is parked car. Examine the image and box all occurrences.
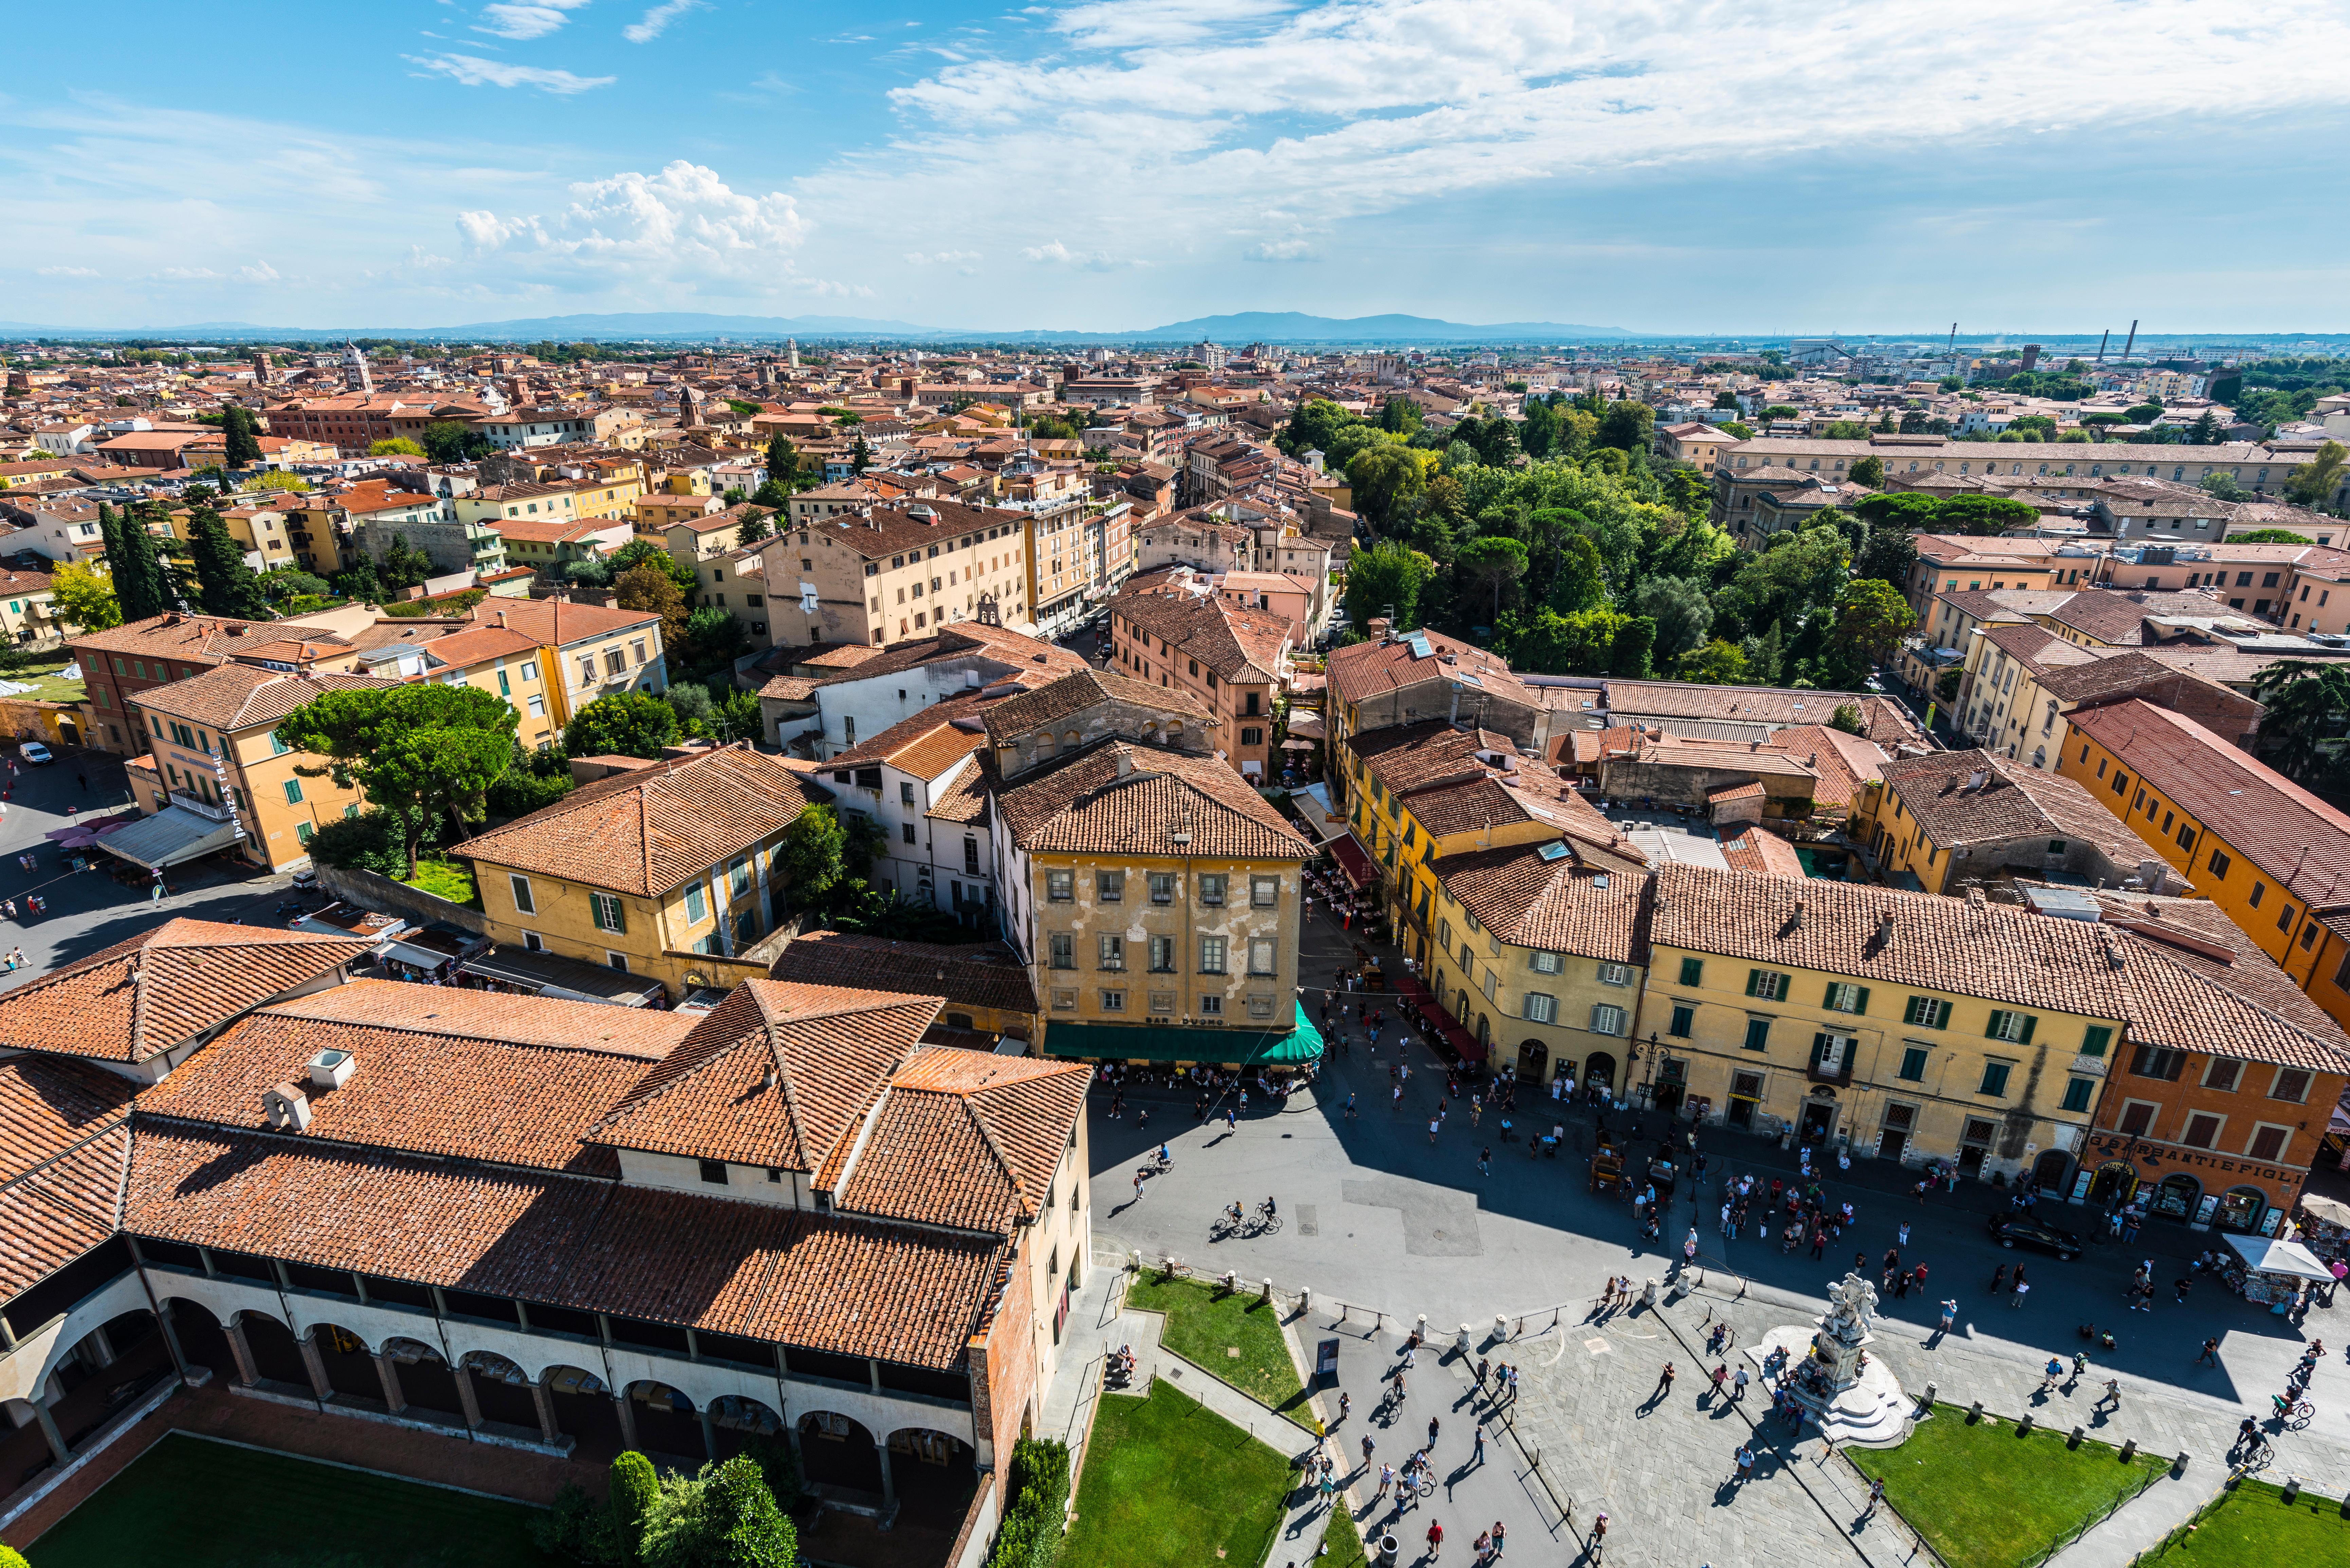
[1987,1212,2082,1259]
[291,868,319,892]
[17,741,52,765]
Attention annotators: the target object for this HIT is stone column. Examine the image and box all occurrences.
[699,1407,719,1463]
[532,1379,562,1445]
[614,1390,642,1452]
[31,1401,70,1467]
[223,1318,261,1386]
[373,1353,407,1414]
[875,1436,897,1507]
[86,1325,118,1367]
[297,1331,334,1402]
[153,1308,191,1382]
[452,1364,483,1429]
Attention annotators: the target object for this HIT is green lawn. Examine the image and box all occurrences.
[29,1433,562,1568]
[2137,1478,2350,1562]
[1846,1404,2168,1568]
[1124,1273,1315,1430]
[1064,1382,1293,1568]
[402,857,480,908]
[1320,1498,1367,1567]
[5,661,85,704]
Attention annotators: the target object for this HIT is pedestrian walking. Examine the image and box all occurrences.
[1861,1477,1885,1519]
[2197,1337,2219,1367]
[1488,1522,1504,1560]
[1132,1172,1143,1203]
[1429,1116,1440,1144]
[1346,1092,1357,1119]
[1732,1366,1749,1401]
[1226,1107,1237,1131]
[2011,1268,2030,1308]
[1939,1298,1958,1333]
[1472,1424,1486,1465]
[1362,1433,1375,1466]
[1474,1357,1489,1388]
[1428,1415,1440,1448]
[1655,1361,1675,1396]
[1426,1521,1444,1560]
[1377,1463,1394,1499]
[1898,1221,1911,1248]
[1989,1262,2008,1295]
[1710,1363,1728,1396]
[1506,1364,1520,1402]
[1340,1391,1352,1423]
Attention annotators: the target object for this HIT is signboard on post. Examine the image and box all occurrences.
[1316,1338,1340,1381]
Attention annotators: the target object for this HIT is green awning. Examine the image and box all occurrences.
[1039,1015,1324,1067]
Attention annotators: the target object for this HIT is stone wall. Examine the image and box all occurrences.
[316,863,489,935]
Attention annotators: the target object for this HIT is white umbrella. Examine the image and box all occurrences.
[2225,1233,2337,1281]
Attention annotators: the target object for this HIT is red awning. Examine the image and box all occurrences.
[1415,991,1487,1063]
[1443,1022,1486,1063]
[1395,974,1432,1007]
[1329,832,1377,891]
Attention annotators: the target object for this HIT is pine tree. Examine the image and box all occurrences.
[187,508,273,619]
[2190,409,2222,446]
[108,503,172,622]
[850,433,871,473]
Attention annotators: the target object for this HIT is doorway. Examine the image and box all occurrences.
[1798,1097,1838,1146]
[1517,1041,1548,1084]
[1584,1052,1618,1096]
[1958,1118,1995,1177]
[2087,1161,2136,1206]
[1727,1069,1762,1130]
[1876,1103,1915,1161]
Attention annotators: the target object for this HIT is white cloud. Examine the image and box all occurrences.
[1051,0,1296,49]
[905,249,981,265]
[458,161,810,292]
[154,266,221,280]
[36,265,99,278]
[234,260,283,284]
[1021,240,1145,270]
[1244,239,1317,262]
[407,52,615,92]
[474,0,592,41]
[623,0,703,43]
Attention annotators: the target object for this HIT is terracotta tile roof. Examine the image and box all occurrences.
[71,613,327,662]
[2088,893,2346,1045]
[996,741,1312,860]
[1326,628,1531,710]
[827,691,994,771]
[769,932,1039,1016]
[465,596,660,647]
[416,624,546,669]
[2066,700,2350,906]
[130,665,401,733]
[1719,823,1809,878]
[1878,749,2145,862]
[1352,722,1493,796]
[0,1056,135,1300]
[592,980,936,1171]
[1435,844,1648,963]
[0,918,372,1063]
[1981,621,2102,672]
[453,745,834,896]
[2040,588,2229,646]
[1109,586,1298,684]
[1764,725,1887,810]
[799,623,1088,693]
[829,1052,1089,1233]
[1650,864,2350,1072]
[925,756,994,826]
[980,669,1211,747]
[2035,650,2240,710]
[1606,680,1910,743]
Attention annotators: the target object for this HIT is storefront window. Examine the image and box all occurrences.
[2150,1173,2200,1221]
[2216,1186,2267,1234]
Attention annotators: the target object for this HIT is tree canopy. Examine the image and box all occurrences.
[277,684,520,876]
[564,689,680,760]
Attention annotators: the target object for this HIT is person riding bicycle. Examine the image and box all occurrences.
[1263,1194,1278,1219]
[1157,1143,1171,1168]
[1226,1199,1244,1227]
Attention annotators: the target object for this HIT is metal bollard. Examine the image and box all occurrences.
[1968,1400,1984,1423]
[2282,1477,2300,1504]
[1261,1277,1274,1304]
[1299,1286,1312,1313]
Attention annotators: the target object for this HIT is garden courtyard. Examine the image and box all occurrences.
[1064,1381,1295,1568]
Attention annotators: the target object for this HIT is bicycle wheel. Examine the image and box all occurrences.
[2291,1402,2314,1430]
[1416,1476,1436,1497]
[1263,1214,1284,1235]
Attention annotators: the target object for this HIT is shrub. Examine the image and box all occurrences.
[638,1456,797,1568]
[988,1437,1070,1568]
[738,1431,806,1511]
[609,1450,660,1563]
[529,1479,625,1564]
[303,809,415,878]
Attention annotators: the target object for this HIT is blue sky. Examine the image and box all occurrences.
[6,0,2348,334]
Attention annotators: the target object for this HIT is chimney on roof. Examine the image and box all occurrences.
[262,1081,311,1132]
[1790,897,1806,929]
[1966,769,1987,791]
[1876,912,1894,946]
[1116,751,1134,779]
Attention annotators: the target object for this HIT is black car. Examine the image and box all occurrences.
[1987,1212,2083,1259]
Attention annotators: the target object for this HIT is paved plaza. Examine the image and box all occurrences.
[1084,895,2350,1566]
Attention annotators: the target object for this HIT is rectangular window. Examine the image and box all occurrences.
[1745,969,1789,1002]
[684,883,706,923]
[281,778,304,804]
[1597,962,1633,987]
[1986,1009,2036,1043]
[269,730,290,756]
[1200,936,1227,974]
[699,1159,728,1185]
[1149,872,1175,903]
[295,821,314,845]
[2080,1025,2113,1059]
[1979,1061,2013,1098]
[1049,934,1075,969]
[1198,993,1224,1016]
[2060,1077,2094,1113]
[2203,1058,2241,1093]
[1100,989,1125,1012]
[1903,995,1952,1029]
[2247,1125,2289,1162]
[2207,848,2231,879]
[2271,1068,2312,1103]
[1742,1017,1771,1052]
[511,875,536,915]
[1667,1004,1694,1038]
[2249,881,2266,909]
[1824,982,1870,1015]
[902,822,917,844]
[590,892,626,933]
[1098,934,1124,970]
[1678,956,1704,987]
[1525,993,1558,1024]
[1251,876,1278,907]
[901,781,917,806]
[1590,1003,1626,1035]
[1148,936,1176,973]
[605,649,627,677]
[607,952,630,974]
[2182,1113,2223,1150]
[578,655,597,684]
[1247,938,1275,976]
[1198,874,1227,906]
[1898,1047,1929,1082]
[1531,950,1563,975]
[1047,870,1073,902]
[528,694,546,717]
[1098,870,1124,902]
[2129,1045,2186,1081]
[729,857,750,898]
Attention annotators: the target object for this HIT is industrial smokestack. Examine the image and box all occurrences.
[2121,320,2138,362]
[2095,330,2110,363]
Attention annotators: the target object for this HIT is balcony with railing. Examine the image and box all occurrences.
[168,790,232,822]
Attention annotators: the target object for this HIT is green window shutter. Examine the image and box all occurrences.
[1986,1010,2007,1039]
[2081,1025,2112,1058]
[1852,987,1869,1016]
[2018,1013,2036,1043]
[1679,957,1703,987]
[1934,1000,1951,1029]
[1747,968,1764,997]
[1824,981,1842,1008]
[1811,1032,1830,1067]
[282,778,303,804]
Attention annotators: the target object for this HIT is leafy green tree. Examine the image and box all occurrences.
[564,690,680,760]
[611,537,700,595]
[1594,399,1654,453]
[279,684,520,875]
[2200,471,2252,502]
[1632,575,1712,664]
[683,605,750,671]
[2234,528,2313,544]
[485,741,575,819]
[1761,405,1800,422]
[369,437,426,457]
[1937,376,1963,393]
[1719,526,1849,643]
[1853,526,1918,589]
[1454,536,1528,627]
[1741,621,1785,685]
[51,560,121,631]
[187,508,273,619]
[764,433,799,487]
[667,682,716,734]
[564,557,615,590]
[776,803,847,906]
[421,421,496,464]
[1548,533,1604,614]
[1610,615,1656,677]
[376,533,435,591]
[610,1451,660,1565]
[1520,397,1561,459]
[736,508,775,548]
[1423,472,1467,528]
[1719,421,1753,440]
[1380,397,1424,435]
[1345,542,1435,632]
[850,434,871,473]
[1828,577,1917,672]
[1848,455,1885,488]
[618,562,692,653]
[221,404,264,467]
[637,1454,797,1568]
[2123,403,2166,425]
[2252,661,2350,790]
[2190,410,2223,446]
[1676,638,1750,685]
[750,479,792,512]
[1829,702,1864,733]
[2286,441,2347,508]
[1933,495,2039,536]
[334,558,387,604]
[100,503,172,621]
[1499,606,1624,674]
[1347,444,1425,528]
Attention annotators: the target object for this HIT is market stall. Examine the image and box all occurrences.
[2223,1233,2337,1311]
[2291,1195,2350,1296]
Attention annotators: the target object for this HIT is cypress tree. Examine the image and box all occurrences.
[109,503,171,622]
[187,508,273,619]
[607,1450,659,1563]
[223,405,263,468]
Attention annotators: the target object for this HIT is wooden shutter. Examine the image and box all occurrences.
[1986,1010,2008,1039]
[1747,968,1766,998]
[1852,987,1870,1016]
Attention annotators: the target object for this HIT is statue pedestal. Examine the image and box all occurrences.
[1747,1326,1914,1448]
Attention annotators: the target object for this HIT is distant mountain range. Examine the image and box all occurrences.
[0,309,1630,345]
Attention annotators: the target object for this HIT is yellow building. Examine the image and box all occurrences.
[1343,720,1652,1086]
[453,745,840,1000]
[123,663,398,870]
[553,472,643,521]
[162,504,301,571]
[2060,698,2350,1032]
[1648,864,2118,1182]
[1853,747,2145,896]
[0,566,65,647]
